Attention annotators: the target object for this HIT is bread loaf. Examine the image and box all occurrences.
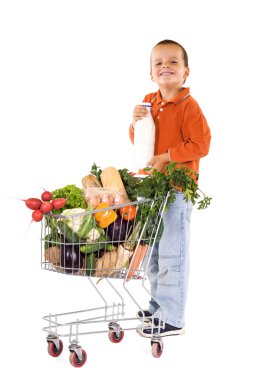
[82,174,102,189]
[100,167,128,201]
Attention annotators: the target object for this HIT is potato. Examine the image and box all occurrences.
[44,246,61,265]
[95,247,131,277]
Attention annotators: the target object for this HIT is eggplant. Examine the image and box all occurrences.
[106,216,132,244]
[60,244,84,274]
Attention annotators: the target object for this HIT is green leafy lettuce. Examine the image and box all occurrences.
[51,184,86,214]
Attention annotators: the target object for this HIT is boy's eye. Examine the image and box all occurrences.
[155,62,161,66]
[171,61,178,64]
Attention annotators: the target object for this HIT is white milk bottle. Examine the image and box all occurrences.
[133,102,155,173]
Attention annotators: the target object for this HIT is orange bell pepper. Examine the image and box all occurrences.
[95,202,117,228]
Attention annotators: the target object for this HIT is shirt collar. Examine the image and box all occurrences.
[156,87,190,105]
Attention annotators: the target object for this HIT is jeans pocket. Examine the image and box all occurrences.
[157,256,181,287]
[159,255,181,272]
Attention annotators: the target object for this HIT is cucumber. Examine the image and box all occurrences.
[80,242,115,254]
[85,253,96,276]
[80,232,115,254]
[80,243,100,254]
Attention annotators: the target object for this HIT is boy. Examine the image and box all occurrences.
[129,40,211,336]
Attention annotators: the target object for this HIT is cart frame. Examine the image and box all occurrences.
[41,193,170,365]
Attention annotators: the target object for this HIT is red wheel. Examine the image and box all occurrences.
[108,329,124,343]
[47,339,63,357]
[151,341,163,358]
[69,350,87,368]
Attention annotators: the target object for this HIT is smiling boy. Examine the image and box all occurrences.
[129,40,211,336]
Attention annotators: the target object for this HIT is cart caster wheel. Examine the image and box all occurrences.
[69,350,87,368]
[47,339,63,357]
[108,329,124,343]
[151,341,163,358]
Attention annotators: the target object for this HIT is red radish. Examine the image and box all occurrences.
[41,190,52,201]
[21,198,42,210]
[32,209,44,222]
[40,201,53,213]
[52,198,67,210]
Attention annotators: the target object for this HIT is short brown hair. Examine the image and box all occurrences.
[152,39,189,67]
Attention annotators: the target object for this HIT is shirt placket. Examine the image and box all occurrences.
[152,101,166,122]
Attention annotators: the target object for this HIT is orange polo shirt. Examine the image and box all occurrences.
[129,87,211,175]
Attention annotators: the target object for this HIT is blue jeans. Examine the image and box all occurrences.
[146,193,193,328]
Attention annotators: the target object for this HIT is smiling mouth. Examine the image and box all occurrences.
[160,71,174,76]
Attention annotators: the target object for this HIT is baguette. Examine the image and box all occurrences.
[100,167,128,201]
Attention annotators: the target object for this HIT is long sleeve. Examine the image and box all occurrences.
[129,124,134,144]
[169,100,211,163]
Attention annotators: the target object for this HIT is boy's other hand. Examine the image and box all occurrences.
[133,105,148,126]
[146,153,169,173]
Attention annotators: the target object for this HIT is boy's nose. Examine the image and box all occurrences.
[162,62,170,68]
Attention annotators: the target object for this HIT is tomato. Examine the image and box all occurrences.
[119,205,136,221]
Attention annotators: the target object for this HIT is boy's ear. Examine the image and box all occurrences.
[150,70,155,82]
[184,67,190,80]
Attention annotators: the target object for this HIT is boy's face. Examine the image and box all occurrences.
[150,44,189,88]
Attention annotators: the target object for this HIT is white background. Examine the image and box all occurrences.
[1,0,252,378]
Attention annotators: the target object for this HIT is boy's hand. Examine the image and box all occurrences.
[132,105,148,126]
[146,153,169,173]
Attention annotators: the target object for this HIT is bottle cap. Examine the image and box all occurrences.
[142,102,152,108]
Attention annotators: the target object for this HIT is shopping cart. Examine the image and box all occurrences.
[41,194,169,367]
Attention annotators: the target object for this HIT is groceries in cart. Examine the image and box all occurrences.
[42,194,155,279]
[38,166,150,278]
